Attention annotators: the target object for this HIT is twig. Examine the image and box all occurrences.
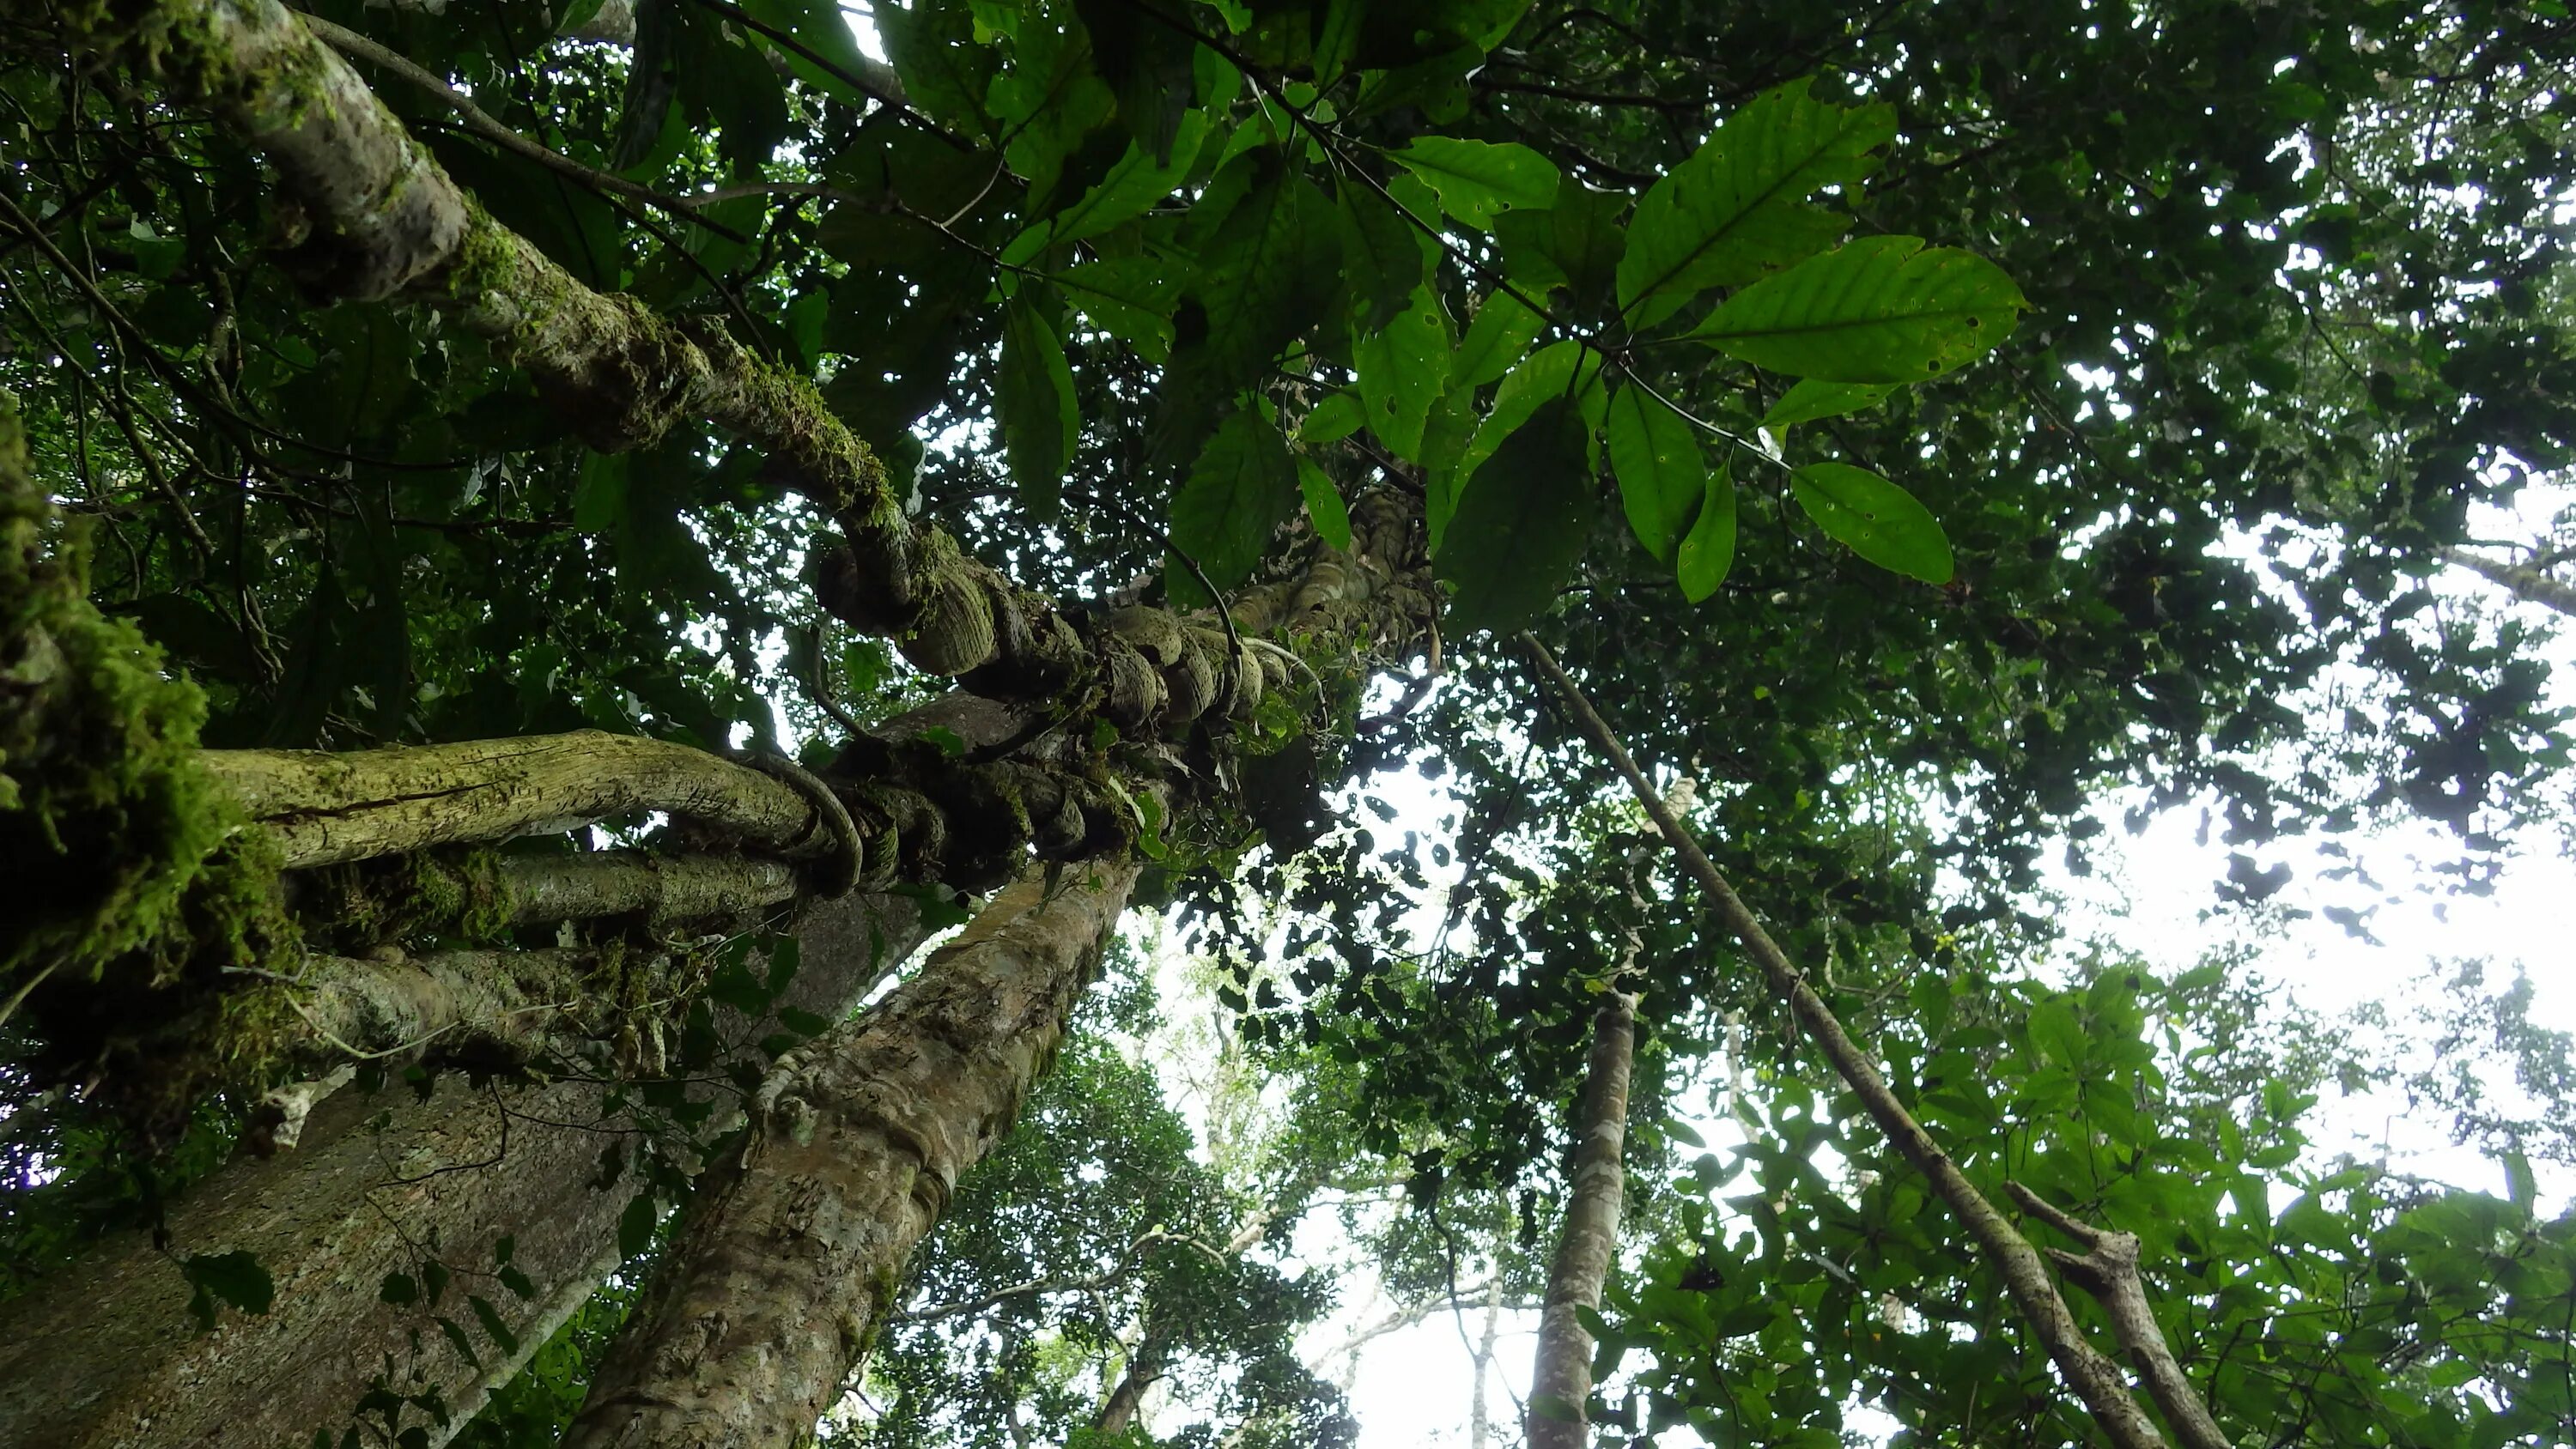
[301,15,746,241]
[1517,633,2212,1449]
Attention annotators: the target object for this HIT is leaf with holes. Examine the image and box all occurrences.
[1452,289,1550,390]
[1390,137,1559,230]
[1693,236,2025,383]
[1789,462,1953,583]
[1354,287,1453,461]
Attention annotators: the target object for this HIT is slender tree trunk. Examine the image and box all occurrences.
[1093,1315,1170,1438]
[1528,988,1638,1449]
[2444,545,2576,617]
[0,889,924,1449]
[562,860,1140,1449]
[1468,1274,1502,1449]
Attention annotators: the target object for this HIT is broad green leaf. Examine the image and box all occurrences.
[1789,461,1954,583]
[739,0,887,112]
[1389,137,1559,230]
[1335,179,1431,327]
[1298,458,1353,552]
[1619,78,1894,328]
[467,1295,520,1357]
[1300,391,1363,445]
[1354,287,1452,460]
[1452,289,1549,389]
[1694,236,2026,383]
[1001,112,1212,264]
[617,1193,658,1258]
[1060,257,1177,360]
[1495,175,1627,304]
[573,452,626,533]
[1760,379,1897,429]
[873,0,994,135]
[1677,464,1735,603]
[1171,406,1300,595]
[998,293,1078,517]
[1607,384,1704,561]
[1437,397,1596,634]
[1455,340,1607,488]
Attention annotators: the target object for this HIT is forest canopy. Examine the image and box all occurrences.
[2,0,2573,1446]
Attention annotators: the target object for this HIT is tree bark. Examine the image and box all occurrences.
[1528,988,1637,1449]
[203,733,824,870]
[2444,545,2576,617]
[0,888,925,1449]
[561,860,1140,1449]
[1092,1316,1170,1438]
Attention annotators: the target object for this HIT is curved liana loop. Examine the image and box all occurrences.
[743,750,865,900]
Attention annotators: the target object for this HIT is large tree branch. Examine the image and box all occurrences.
[1528,965,1640,1446]
[1520,635,2223,1449]
[2444,544,2576,617]
[562,859,1142,1449]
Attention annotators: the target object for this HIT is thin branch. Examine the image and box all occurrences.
[1517,634,2210,1449]
[301,15,746,240]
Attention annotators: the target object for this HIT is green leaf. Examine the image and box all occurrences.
[1061,257,1178,361]
[181,1250,274,1331]
[1389,137,1560,230]
[1436,397,1596,634]
[617,1193,658,1258]
[1607,384,1705,561]
[467,1295,520,1357]
[1335,178,1431,327]
[497,1264,538,1301]
[1760,379,1897,429]
[1299,391,1364,445]
[1171,406,1301,596]
[1001,112,1212,264]
[1619,78,1894,329]
[1677,460,1735,603]
[874,0,994,135]
[380,1271,420,1307]
[573,452,626,533]
[1693,236,2026,383]
[1454,341,1607,494]
[436,1315,483,1371]
[1495,175,1627,306]
[1452,289,1550,389]
[1789,462,1954,583]
[1354,287,1453,461]
[1297,459,1353,552]
[738,0,881,112]
[999,293,1078,517]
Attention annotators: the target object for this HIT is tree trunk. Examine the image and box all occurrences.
[1468,1275,1502,1449]
[1093,1316,1170,1438]
[2444,545,2576,617]
[0,888,924,1449]
[561,861,1140,1449]
[1527,988,1638,1449]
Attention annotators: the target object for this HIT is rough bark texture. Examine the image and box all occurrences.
[0,888,926,1449]
[2007,1185,2234,1449]
[1092,1318,1170,1438]
[1522,636,2201,1449]
[203,733,824,870]
[2445,545,2576,617]
[561,861,1141,1449]
[492,852,799,925]
[1528,988,1637,1449]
